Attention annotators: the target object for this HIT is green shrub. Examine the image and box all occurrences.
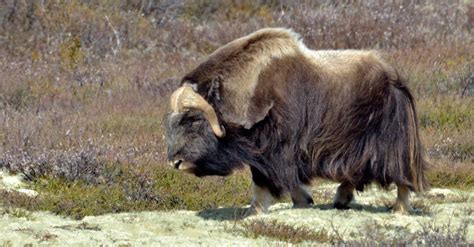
[428,166,474,190]
[419,100,473,130]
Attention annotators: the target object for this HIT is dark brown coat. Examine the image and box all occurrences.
[165,28,428,198]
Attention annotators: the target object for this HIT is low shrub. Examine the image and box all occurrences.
[240,219,335,244]
[0,163,251,220]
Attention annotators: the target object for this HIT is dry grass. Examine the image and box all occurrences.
[240,219,335,244]
[349,219,471,245]
[0,0,473,220]
[235,217,471,245]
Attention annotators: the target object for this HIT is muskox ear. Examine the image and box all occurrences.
[208,76,221,101]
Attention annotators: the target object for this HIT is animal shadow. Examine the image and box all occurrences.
[197,202,422,221]
[316,202,428,216]
[197,207,250,221]
[292,202,390,214]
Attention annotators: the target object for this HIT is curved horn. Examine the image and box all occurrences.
[170,86,225,137]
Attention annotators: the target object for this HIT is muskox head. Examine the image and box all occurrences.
[165,85,230,176]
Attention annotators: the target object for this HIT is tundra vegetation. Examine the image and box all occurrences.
[0,0,473,245]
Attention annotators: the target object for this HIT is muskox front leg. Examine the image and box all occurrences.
[247,182,274,215]
[291,184,314,208]
[333,182,355,209]
[246,167,275,215]
[392,185,414,215]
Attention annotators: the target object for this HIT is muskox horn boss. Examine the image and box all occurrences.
[169,85,225,138]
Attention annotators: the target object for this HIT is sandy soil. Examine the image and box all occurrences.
[1,170,473,246]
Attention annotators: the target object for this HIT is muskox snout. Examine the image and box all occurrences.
[168,159,196,172]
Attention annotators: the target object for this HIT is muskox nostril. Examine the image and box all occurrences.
[172,160,183,169]
[168,160,181,168]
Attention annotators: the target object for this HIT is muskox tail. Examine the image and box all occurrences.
[384,79,429,192]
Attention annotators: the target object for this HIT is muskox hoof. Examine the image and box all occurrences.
[392,185,414,215]
[243,205,267,217]
[392,201,414,215]
[293,197,314,209]
[333,182,355,210]
[333,194,354,210]
[291,185,314,209]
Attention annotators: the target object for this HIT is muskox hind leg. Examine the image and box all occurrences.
[333,182,355,209]
[392,185,414,215]
[291,184,314,208]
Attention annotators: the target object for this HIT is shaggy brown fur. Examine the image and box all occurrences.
[165,28,428,212]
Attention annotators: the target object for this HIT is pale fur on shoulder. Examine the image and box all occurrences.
[208,28,306,128]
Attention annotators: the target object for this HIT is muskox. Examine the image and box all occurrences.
[164,28,428,215]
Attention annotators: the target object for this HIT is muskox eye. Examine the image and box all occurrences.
[192,121,202,128]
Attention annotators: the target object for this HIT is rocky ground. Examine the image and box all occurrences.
[1,170,472,246]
